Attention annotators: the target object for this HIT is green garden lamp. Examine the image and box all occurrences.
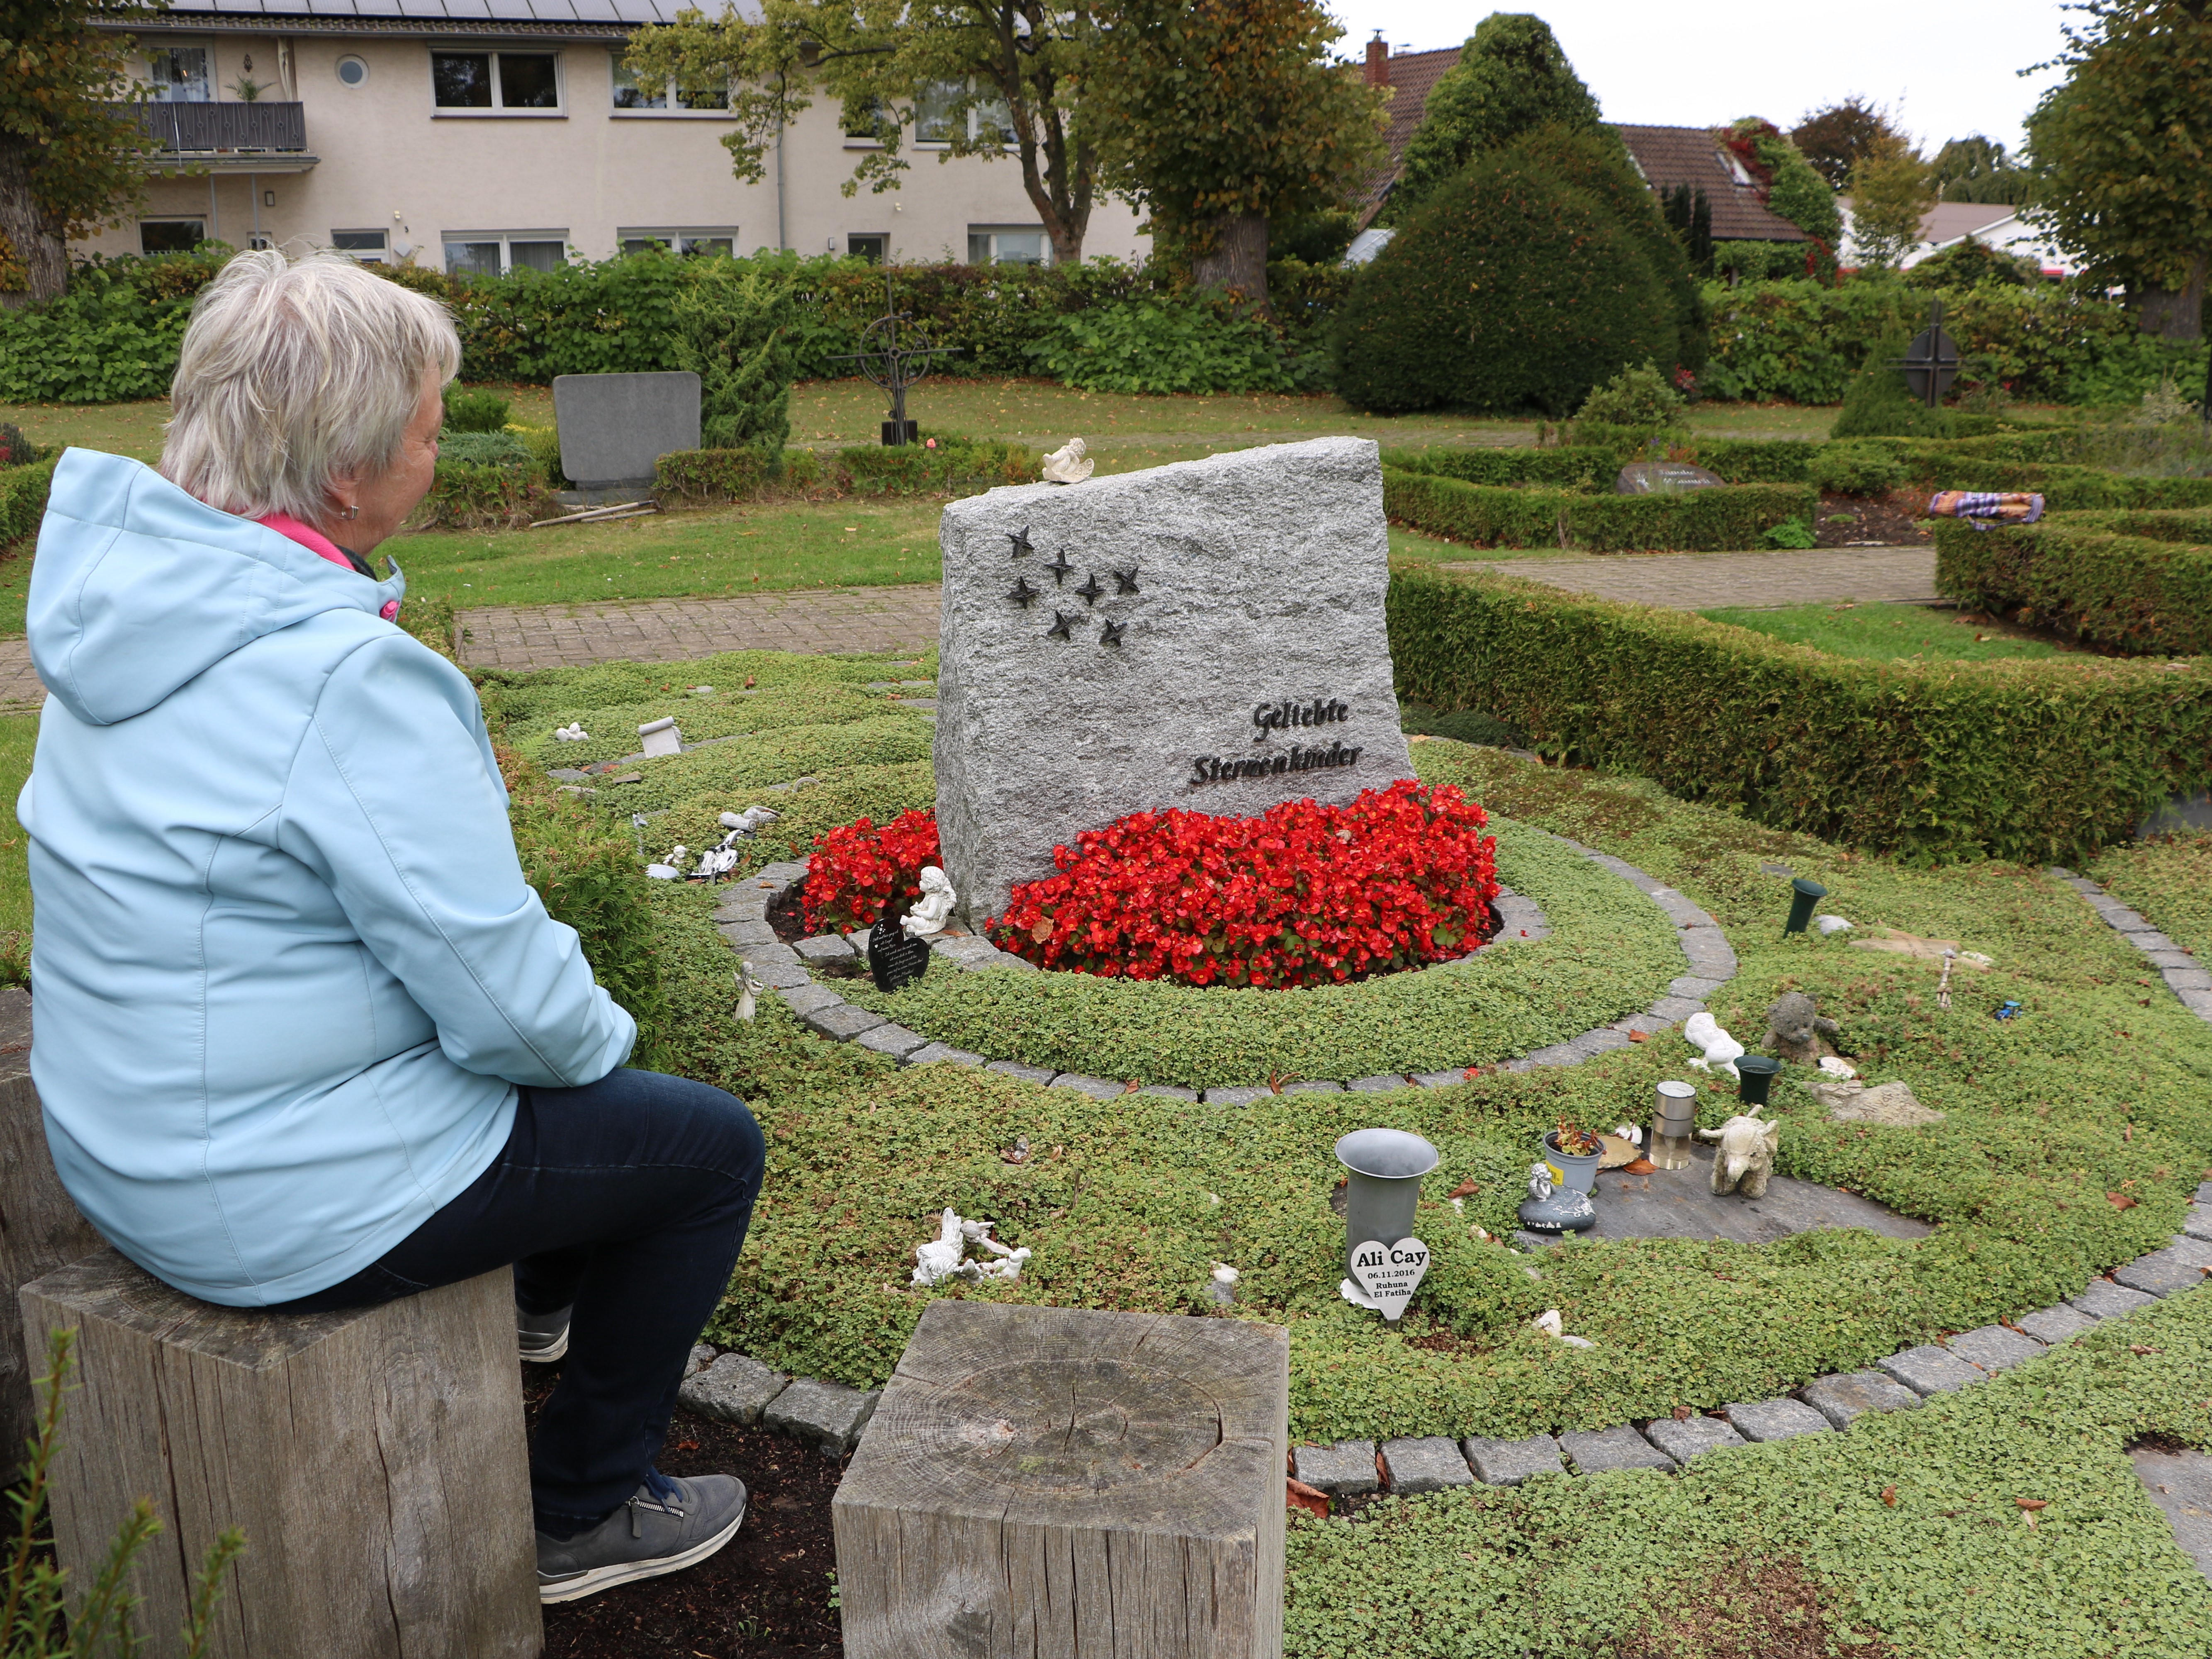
[1784,877,1828,936]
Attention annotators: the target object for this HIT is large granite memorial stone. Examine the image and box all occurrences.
[934,438,1415,928]
[552,371,701,493]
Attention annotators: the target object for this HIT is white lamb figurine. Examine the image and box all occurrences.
[1684,1010,1745,1080]
[912,1209,968,1285]
[1699,1108,1781,1198]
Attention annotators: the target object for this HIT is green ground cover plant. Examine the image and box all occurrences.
[1698,601,2066,664]
[1388,567,2212,864]
[2087,829,2212,963]
[1934,516,2212,657]
[834,821,1681,1087]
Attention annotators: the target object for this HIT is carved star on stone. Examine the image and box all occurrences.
[1007,576,1040,608]
[1113,566,1140,595]
[1006,525,1034,558]
[1044,547,1076,585]
[1099,617,1125,647]
[1045,610,1076,641]
[1074,571,1105,605]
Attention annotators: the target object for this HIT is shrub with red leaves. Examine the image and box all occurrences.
[986,781,1499,989]
[802,809,942,934]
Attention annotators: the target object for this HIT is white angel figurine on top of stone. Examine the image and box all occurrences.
[1040,437,1094,484]
[902,866,957,939]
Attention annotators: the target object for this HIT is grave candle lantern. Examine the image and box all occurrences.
[1649,1080,1697,1170]
[1784,877,1828,935]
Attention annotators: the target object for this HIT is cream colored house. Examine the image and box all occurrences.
[78,0,1145,275]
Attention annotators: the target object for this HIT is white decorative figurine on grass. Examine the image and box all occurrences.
[1684,1010,1745,1080]
[902,866,957,939]
[553,722,589,742]
[1699,1107,1781,1198]
[910,1208,1030,1285]
[1040,437,1095,484]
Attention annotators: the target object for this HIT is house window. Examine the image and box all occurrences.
[842,98,888,141]
[618,229,737,258]
[847,234,888,263]
[968,226,1047,266]
[443,231,570,275]
[915,81,963,143]
[336,55,369,88]
[432,52,562,112]
[139,219,205,254]
[331,229,389,264]
[611,53,728,112]
[148,46,211,103]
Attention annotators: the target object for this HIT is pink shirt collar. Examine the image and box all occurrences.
[256,513,402,623]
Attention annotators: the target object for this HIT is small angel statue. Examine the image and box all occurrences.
[902,866,957,939]
[734,962,762,1022]
[1041,437,1094,484]
[1525,1161,1554,1202]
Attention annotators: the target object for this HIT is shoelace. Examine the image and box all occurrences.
[625,1474,687,1539]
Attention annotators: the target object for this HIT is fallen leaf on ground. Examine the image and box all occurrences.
[1447,1177,1480,1200]
[1122,1080,1140,1094]
[1628,1029,1648,1043]
[1286,1479,1329,1520]
[1672,1405,1692,1421]
[1881,1485,1897,1506]
[1623,1157,1657,1175]
[2016,1498,2047,1510]
[2108,1192,2139,1209]
[2132,1344,2161,1356]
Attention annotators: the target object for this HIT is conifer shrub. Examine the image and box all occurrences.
[673,258,801,465]
[1333,128,1684,416]
[1831,330,1955,438]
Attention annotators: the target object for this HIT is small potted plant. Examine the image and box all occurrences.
[1542,1117,1604,1196]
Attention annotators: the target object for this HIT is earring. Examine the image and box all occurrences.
[342,504,360,521]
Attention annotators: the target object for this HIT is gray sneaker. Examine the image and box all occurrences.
[536,1472,748,1604]
[517,1304,572,1364]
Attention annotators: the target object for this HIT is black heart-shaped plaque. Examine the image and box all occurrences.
[868,917,933,992]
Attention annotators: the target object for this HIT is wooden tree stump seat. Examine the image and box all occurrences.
[833,1302,1289,1659]
[20,1250,541,1659]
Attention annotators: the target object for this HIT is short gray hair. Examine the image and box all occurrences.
[161,251,460,523]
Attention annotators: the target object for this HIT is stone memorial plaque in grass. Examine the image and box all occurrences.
[934,438,1414,927]
[553,370,700,492]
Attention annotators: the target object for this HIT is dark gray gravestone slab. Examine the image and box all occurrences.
[552,371,701,490]
[1573,1144,1932,1246]
[1615,462,1724,495]
[2133,1447,2212,1586]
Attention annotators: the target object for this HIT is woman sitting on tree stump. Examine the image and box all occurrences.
[18,250,763,1605]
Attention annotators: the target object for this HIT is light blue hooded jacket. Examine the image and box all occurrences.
[19,450,636,1307]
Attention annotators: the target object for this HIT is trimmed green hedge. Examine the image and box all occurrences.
[1379,447,1628,489]
[1386,565,2212,862]
[1382,467,1815,552]
[656,435,1033,504]
[0,457,58,547]
[1934,517,2212,657]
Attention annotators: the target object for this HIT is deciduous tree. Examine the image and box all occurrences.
[1389,13,1601,220]
[1846,138,1937,270]
[2024,0,2211,339]
[0,0,161,307]
[1789,95,1902,191]
[1081,0,1383,308]
[1930,134,2029,204]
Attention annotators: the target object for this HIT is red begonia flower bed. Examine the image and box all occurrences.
[801,808,942,935]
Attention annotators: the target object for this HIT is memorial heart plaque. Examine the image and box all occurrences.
[868,917,933,992]
[1348,1237,1430,1322]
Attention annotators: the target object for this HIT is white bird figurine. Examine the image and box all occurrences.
[1684,1010,1745,1080]
[1041,436,1094,484]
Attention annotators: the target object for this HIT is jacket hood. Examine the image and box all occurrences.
[28,449,407,726]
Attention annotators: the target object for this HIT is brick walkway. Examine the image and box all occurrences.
[1457,545,1939,610]
[455,584,943,671]
[0,640,41,710]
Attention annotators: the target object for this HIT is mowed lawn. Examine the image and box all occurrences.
[1699,599,2072,663]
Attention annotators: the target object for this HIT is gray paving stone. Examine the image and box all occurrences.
[1645,997,1705,1022]
[1293,1440,1379,1495]
[2184,1211,2212,1243]
[1462,1435,1565,1487]
[1136,1083,1199,1100]
[1346,1074,1411,1092]
[794,934,854,963]
[2017,1304,2099,1345]
[1380,1437,1475,1494]
[1642,1414,1745,1463]
[1669,975,1729,1000]
[1278,1079,1345,1094]
[2144,950,2200,972]
[1559,1424,1676,1474]
[717,918,777,946]
[742,941,801,969]
[1050,1073,1129,1099]
[2165,968,2212,992]
[2128,930,2183,954]
[1513,1044,1584,1070]
[1725,1398,1832,1443]
[852,1022,929,1059]
[2180,986,2212,1018]
[1797,1370,1922,1428]
[907,1042,986,1067]
[678,1352,789,1426]
[754,860,810,884]
[775,982,843,1017]
[2072,1278,2159,1319]
[2198,1183,2212,1207]
[2115,1242,2212,1298]
[712,896,769,923]
[684,1343,716,1378]
[2132,1446,2212,1586]
[985,1060,1057,1086]
[1877,1345,1986,1395]
[801,1002,887,1041]
[764,1377,881,1453]
[1203,1086,1271,1106]
[751,961,813,990]
[1944,1324,2046,1373]
[1412,1069,1470,1088]
[1580,1029,1633,1053]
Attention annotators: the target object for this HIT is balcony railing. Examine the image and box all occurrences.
[119,102,307,154]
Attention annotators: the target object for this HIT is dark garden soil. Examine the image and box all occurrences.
[1813,488,1933,547]
[525,1365,845,1658]
[1613,1555,1896,1659]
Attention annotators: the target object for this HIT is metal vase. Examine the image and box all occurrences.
[1334,1128,1439,1274]
[1650,1080,1697,1170]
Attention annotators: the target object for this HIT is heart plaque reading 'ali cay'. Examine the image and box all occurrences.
[1349,1237,1430,1323]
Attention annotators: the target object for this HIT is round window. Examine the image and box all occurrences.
[336,55,368,87]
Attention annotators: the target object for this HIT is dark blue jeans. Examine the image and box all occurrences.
[275,1068,765,1535]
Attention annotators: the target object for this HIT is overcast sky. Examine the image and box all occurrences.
[1324,1,2074,154]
